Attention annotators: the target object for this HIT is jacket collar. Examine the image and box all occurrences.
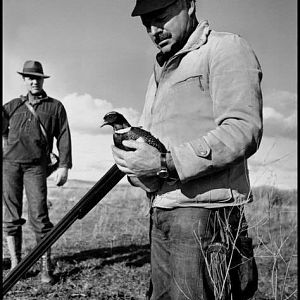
[27,90,48,104]
[156,20,211,67]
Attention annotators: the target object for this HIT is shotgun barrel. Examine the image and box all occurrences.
[2,164,124,296]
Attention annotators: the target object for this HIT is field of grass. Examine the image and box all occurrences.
[2,180,297,300]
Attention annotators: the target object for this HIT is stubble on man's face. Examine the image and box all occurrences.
[141,0,192,56]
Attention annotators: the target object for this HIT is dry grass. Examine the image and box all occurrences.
[2,182,297,299]
[246,187,297,300]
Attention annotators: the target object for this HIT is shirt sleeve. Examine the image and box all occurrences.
[55,103,73,169]
[171,34,263,183]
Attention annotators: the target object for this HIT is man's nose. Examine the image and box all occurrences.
[150,25,162,36]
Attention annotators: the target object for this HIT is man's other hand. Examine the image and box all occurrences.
[112,140,161,177]
[55,167,68,186]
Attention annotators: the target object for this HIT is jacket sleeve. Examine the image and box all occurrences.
[2,106,9,136]
[171,34,263,183]
[55,103,72,169]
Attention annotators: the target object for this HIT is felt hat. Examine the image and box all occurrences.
[131,0,178,16]
[17,60,50,78]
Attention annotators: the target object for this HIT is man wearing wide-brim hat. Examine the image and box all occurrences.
[111,0,262,299]
[2,60,72,284]
[17,60,50,78]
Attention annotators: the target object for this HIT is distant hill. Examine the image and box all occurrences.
[47,177,130,190]
[48,178,297,204]
[251,185,297,206]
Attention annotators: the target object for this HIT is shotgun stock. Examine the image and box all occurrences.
[3,164,124,296]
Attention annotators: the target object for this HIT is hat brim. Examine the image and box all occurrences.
[131,0,177,16]
[17,71,50,78]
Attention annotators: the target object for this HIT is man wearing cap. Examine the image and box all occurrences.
[112,0,262,299]
[2,60,72,283]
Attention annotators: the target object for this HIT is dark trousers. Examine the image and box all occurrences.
[149,206,250,300]
[3,160,53,241]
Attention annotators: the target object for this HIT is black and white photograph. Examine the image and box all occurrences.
[2,0,297,299]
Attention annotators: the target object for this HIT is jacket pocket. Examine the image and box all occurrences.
[181,168,234,203]
[172,75,204,92]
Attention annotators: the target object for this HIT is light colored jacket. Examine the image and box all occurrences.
[139,20,263,208]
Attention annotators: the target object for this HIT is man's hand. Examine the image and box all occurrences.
[112,139,161,177]
[55,167,68,186]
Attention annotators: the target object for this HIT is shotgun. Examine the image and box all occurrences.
[2,164,124,296]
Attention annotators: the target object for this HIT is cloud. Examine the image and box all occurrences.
[62,89,298,139]
[49,93,141,184]
[54,92,297,190]
[262,90,297,139]
[63,132,116,181]
[248,136,297,189]
[61,93,140,135]
[263,107,283,120]
[51,128,129,184]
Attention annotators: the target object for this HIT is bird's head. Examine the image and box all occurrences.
[100,111,131,131]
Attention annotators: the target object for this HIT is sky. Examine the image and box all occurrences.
[3,0,297,190]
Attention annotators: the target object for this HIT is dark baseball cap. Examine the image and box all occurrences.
[131,0,178,16]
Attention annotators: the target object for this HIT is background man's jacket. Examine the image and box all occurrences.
[3,92,72,169]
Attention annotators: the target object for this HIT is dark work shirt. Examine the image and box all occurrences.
[2,91,72,168]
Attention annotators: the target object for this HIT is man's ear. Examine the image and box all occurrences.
[187,0,195,16]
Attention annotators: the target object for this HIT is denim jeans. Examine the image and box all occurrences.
[3,160,53,241]
[149,206,248,300]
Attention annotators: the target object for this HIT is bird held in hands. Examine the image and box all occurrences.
[100,111,167,153]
